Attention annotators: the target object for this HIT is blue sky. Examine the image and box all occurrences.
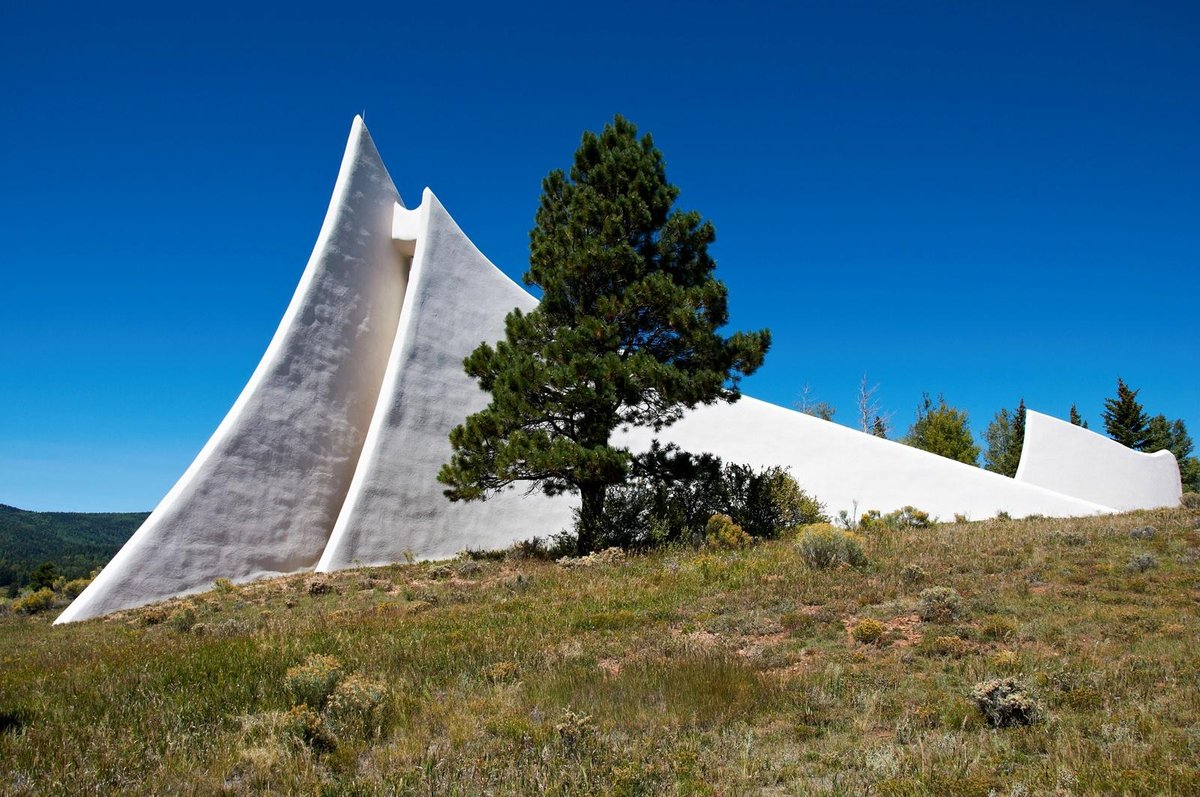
[2,1,1196,511]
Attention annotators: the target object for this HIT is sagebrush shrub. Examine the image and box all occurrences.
[859,506,935,531]
[285,654,344,710]
[282,705,336,751]
[325,674,388,738]
[1129,525,1157,540]
[917,586,963,623]
[705,513,751,550]
[1181,491,1200,509]
[901,563,928,584]
[12,588,55,615]
[970,677,1042,727]
[1051,530,1087,546]
[1126,553,1157,573]
[795,524,867,569]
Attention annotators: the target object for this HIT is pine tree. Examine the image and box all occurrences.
[871,415,889,438]
[438,116,771,554]
[1069,403,1088,429]
[1102,378,1150,450]
[903,394,980,465]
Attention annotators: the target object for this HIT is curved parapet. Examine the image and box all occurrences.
[57,118,409,623]
[1014,410,1182,511]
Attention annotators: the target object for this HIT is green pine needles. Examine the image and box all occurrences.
[438,116,770,554]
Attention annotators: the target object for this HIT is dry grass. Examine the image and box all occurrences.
[2,507,1198,795]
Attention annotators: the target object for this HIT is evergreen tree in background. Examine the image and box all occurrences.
[983,398,1026,477]
[871,415,889,438]
[1069,403,1088,429]
[903,394,980,465]
[439,116,771,554]
[1145,415,1200,492]
[1102,378,1150,450]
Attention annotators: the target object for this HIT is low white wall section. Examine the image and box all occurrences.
[57,118,409,623]
[1015,410,1181,511]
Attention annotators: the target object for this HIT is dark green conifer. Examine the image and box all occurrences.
[1102,378,1150,450]
[1069,403,1088,429]
[438,116,770,554]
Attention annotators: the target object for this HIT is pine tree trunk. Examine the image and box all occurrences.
[577,484,607,555]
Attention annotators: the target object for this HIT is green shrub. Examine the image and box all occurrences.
[62,578,91,598]
[851,618,886,645]
[795,524,867,569]
[917,586,963,623]
[969,677,1042,727]
[923,635,972,658]
[168,606,197,633]
[285,654,344,710]
[588,452,825,550]
[1180,491,1200,509]
[325,674,388,738]
[704,513,751,550]
[979,615,1017,642]
[12,588,55,615]
[213,578,235,593]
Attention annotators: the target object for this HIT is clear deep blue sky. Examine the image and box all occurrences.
[2,1,1197,511]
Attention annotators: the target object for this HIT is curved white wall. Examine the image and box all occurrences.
[1015,409,1182,511]
[57,118,408,623]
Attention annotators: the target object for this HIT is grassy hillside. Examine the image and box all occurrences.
[0,504,146,591]
[2,508,1198,795]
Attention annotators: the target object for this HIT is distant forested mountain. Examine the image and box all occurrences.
[0,504,146,593]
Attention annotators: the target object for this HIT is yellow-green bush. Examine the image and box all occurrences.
[285,654,343,710]
[795,524,867,569]
[61,578,91,598]
[704,513,751,550]
[923,635,972,658]
[851,618,886,645]
[12,588,55,615]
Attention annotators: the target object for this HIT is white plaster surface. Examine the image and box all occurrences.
[1014,410,1182,511]
[59,117,1182,622]
[316,193,575,570]
[56,118,408,623]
